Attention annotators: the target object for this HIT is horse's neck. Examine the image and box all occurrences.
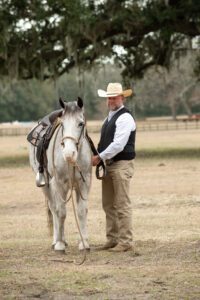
[47,126,65,171]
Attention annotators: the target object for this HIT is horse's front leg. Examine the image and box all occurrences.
[48,181,67,252]
[54,205,66,252]
[75,184,90,251]
[48,200,67,252]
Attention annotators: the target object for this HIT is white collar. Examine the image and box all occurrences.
[108,105,124,121]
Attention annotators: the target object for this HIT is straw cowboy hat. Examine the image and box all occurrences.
[98,82,132,98]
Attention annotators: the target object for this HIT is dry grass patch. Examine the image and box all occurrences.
[0,156,200,299]
[0,129,200,299]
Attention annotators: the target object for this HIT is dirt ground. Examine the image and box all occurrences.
[0,130,200,299]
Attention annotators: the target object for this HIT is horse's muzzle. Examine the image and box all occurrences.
[63,150,77,164]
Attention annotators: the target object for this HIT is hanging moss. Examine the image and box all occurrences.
[0,0,199,80]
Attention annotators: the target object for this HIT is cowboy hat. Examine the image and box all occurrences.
[97,83,132,98]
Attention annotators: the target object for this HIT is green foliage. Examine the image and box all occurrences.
[0,0,199,80]
[0,79,56,121]
[0,64,121,122]
[193,47,200,79]
[134,101,172,118]
[0,0,199,120]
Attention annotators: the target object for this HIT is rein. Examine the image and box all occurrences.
[60,121,85,150]
[68,168,87,265]
[86,133,106,180]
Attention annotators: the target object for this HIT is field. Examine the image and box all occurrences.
[0,128,200,299]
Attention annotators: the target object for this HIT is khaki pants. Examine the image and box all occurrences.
[102,160,134,246]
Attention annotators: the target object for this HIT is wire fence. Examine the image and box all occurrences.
[0,120,200,136]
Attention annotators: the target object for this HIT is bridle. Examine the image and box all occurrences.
[60,120,85,150]
[57,118,86,184]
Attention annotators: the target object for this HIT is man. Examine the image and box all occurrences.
[92,82,136,252]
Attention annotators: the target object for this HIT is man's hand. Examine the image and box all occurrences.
[92,155,101,166]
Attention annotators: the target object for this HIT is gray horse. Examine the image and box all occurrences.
[29,98,92,252]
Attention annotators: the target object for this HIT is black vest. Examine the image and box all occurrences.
[98,107,136,161]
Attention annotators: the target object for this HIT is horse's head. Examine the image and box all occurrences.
[59,97,85,164]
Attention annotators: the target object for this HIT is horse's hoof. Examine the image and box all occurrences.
[79,244,90,251]
[80,247,90,252]
[54,241,66,252]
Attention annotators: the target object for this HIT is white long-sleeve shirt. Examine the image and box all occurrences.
[99,106,136,161]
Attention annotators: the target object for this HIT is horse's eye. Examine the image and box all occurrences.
[78,122,84,127]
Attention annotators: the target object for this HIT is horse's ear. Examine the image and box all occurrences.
[59,97,65,109]
[77,97,83,108]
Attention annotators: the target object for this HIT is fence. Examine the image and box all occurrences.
[137,120,200,131]
[0,120,200,136]
[0,126,32,136]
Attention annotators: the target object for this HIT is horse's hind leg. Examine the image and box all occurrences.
[75,189,90,251]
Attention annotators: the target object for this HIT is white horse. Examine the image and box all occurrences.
[29,97,92,252]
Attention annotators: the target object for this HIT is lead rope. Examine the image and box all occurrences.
[51,123,87,264]
[69,167,87,265]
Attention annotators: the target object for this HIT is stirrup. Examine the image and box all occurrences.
[36,172,46,187]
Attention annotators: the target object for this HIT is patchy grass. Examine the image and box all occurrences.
[0,154,29,168]
[1,146,200,168]
[137,147,200,159]
[1,129,200,167]
[0,157,200,299]
[0,130,200,299]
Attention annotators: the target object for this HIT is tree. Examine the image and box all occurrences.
[133,50,200,119]
[0,0,199,81]
[0,63,122,122]
[0,79,57,121]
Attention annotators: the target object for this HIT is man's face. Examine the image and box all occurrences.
[107,95,124,111]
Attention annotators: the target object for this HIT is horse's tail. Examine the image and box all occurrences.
[45,196,53,237]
